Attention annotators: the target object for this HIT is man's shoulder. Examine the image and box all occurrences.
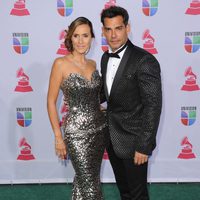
[129,42,150,56]
[129,42,158,61]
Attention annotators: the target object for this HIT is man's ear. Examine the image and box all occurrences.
[126,23,131,34]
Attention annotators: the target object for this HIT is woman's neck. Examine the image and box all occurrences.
[71,52,87,69]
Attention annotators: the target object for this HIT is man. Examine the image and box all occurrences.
[100,6,162,200]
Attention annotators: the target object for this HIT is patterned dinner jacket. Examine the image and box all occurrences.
[100,39,162,159]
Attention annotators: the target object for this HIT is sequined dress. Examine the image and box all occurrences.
[61,70,106,200]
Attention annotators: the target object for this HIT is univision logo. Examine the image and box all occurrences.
[17,107,32,127]
[184,32,200,53]
[57,0,73,17]
[142,0,158,16]
[181,106,196,126]
[13,33,29,54]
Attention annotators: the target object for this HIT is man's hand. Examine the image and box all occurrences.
[134,151,148,165]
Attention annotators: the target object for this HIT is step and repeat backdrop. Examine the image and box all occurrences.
[0,0,200,184]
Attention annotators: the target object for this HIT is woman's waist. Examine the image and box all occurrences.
[67,110,105,120]
[64,113,106,132]
[66,107,105,120]
[68,106,101,114]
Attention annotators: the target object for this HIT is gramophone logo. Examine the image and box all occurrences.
[181,66,200,91]
[13,33,29,54]
[184,32,200,53]
[103,150,109,160]
[178,137,196,159]
[142,29,158,54]
[185,0,200,15]
[17,137,35,161]
[142,0,158,16]
[16,107,32,127]
[57,0,73,17]
[101,33,109,52]
[104,0,116,9]
[15,67,33,92]
[10,0,30,16]
[181,106,196,126]
[59,99,69,127]
[57,30,70,55]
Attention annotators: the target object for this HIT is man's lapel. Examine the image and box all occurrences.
[109,45,132,99]
[101,53,109,100]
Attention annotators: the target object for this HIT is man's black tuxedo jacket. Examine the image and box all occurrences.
[101,40,162,159]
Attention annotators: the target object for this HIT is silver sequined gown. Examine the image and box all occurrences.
[60,70,106,200]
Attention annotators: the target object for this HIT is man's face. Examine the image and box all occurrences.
[102,15,130,52]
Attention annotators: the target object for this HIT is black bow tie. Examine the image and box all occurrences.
[106,42,128,59]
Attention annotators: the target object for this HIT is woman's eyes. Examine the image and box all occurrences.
[73,34,89,38]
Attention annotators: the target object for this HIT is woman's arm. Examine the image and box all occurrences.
[47,58,67,159]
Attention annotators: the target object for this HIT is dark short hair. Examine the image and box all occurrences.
[64,17,95,52]
[101,6,129,26]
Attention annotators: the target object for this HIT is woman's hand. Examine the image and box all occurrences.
[55,137,67,160]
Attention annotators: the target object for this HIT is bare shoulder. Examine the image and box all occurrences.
[52,55,72,73]
[53,56,68,68]
[52,57,64,71]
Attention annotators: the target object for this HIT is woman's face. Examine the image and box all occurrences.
[71,24,92,54]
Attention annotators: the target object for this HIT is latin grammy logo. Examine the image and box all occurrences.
[57,30,70,55]
[142,29,158,54]
[185,0,200,15]
[178,137,196,159]
[181,67,200,91]
[101,33,109,52]
[59,101,69,127]
[17,137,35,161]
[15,68,33,92]
[103,150,109,160]
[104,0,116,9]
[10,0,30,16]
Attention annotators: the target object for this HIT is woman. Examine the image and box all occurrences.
[47,17,106,199]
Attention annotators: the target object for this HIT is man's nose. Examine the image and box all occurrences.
[111,30,116,38]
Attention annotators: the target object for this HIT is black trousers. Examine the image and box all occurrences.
[107,141,149,200]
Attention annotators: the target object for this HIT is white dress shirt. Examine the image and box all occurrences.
[106,46,127,95]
